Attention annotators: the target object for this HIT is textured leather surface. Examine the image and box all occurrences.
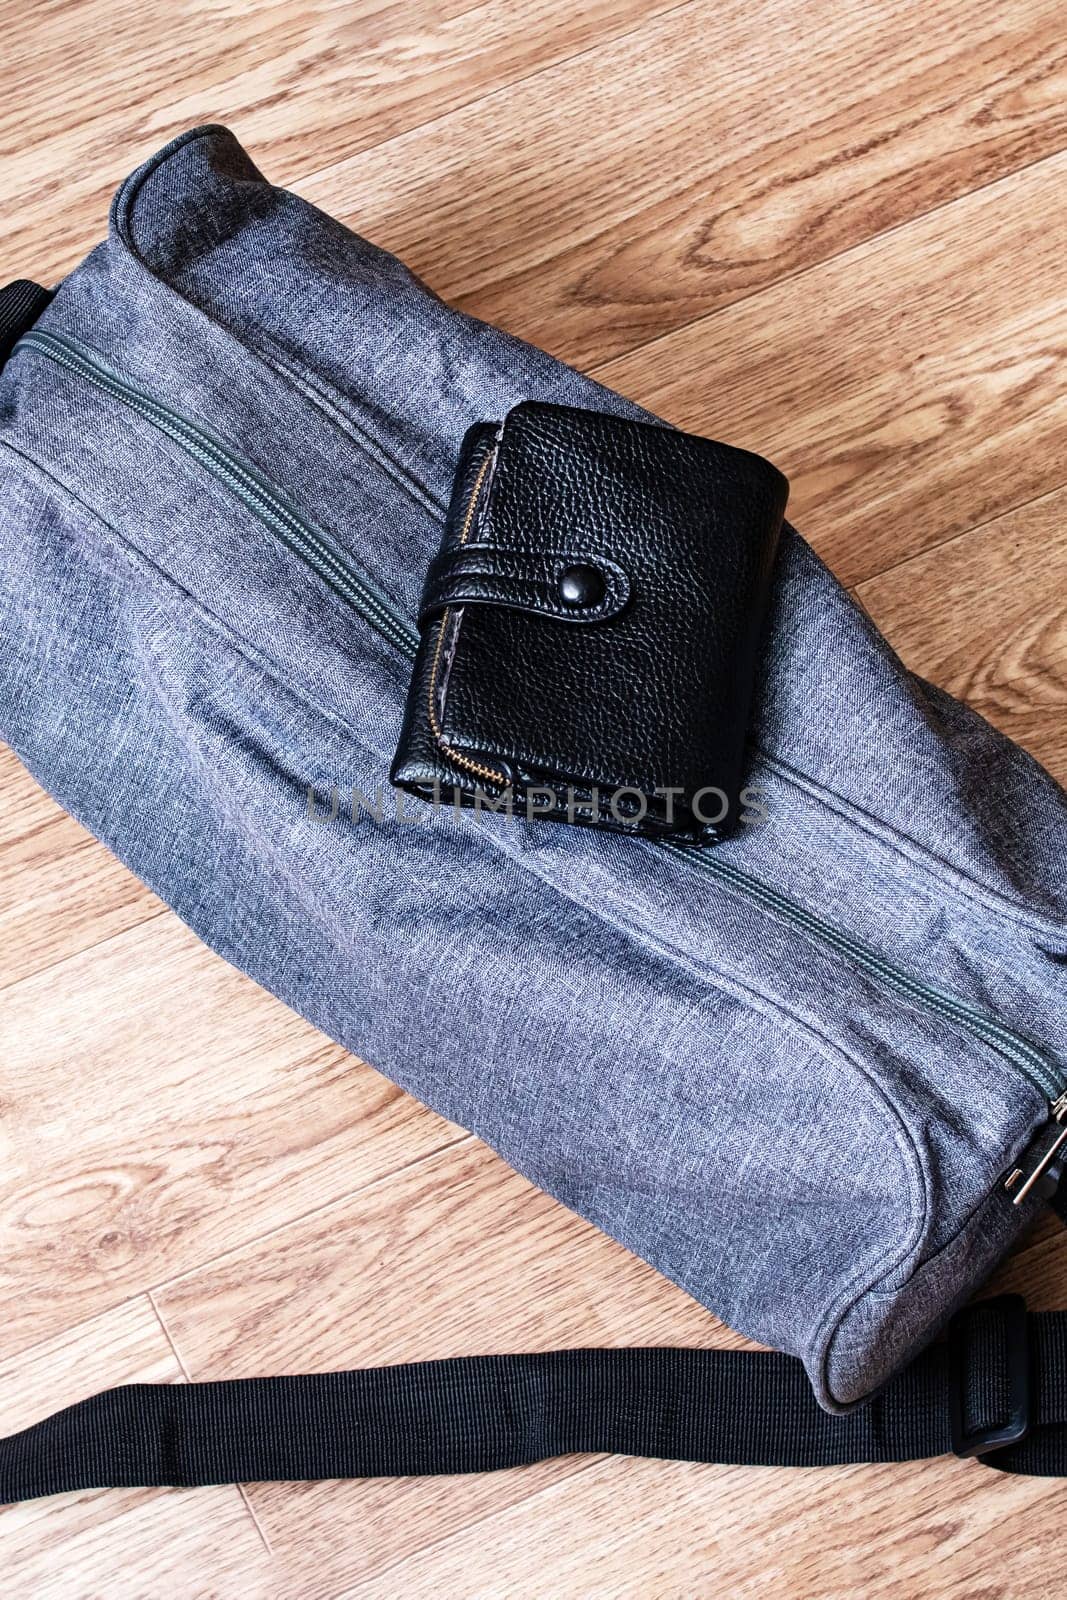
[392,400,788,841]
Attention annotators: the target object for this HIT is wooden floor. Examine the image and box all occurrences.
[2,1,1066,1594]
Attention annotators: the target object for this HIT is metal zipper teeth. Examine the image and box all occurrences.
[14,331,420,661]
[19,331,1064,1120]
[426,439,510,789]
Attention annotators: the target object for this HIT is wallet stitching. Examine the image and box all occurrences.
[427,442,508,789]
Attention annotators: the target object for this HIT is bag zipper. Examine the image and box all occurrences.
[14,331,420,660]
[15,330,1066,1198]
[660,842,1067,1201]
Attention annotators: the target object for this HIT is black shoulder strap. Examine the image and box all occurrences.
[3,1295,1066,1502]
[0,279,53,368]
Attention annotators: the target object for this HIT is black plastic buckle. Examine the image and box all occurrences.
[948,1294,1030,1458]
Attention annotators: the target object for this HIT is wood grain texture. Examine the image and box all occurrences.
[0,1298,272,1598]
[338,1453,1063,1600]
[0,747,163,991]
[856,484,1067,783]
[598,150,1067,584]
[2,0,1066,1593]
[153,1138,742,1594]
[0,911,460,1359]
[300,0,1067,370]
[1,0,679,284]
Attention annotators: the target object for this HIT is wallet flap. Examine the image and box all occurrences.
[418,542,631,625]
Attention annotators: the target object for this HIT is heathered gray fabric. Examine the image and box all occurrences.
[1,126,1064,1410]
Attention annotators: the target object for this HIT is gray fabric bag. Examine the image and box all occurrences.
[1,126,1065,1499]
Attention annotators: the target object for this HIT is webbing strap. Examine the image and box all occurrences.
[4,1297,1065,1504]
[0,279,53,367]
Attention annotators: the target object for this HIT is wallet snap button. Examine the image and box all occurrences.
[557,563,606,608]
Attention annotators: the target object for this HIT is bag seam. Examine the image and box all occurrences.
[104,122,1066,939]
[517,859,932,1401]
[2,428,1043,1154]
[0,434,965,1406]
[109,124,449,527]
[758,746,1067,941]
[102,131,1067,940]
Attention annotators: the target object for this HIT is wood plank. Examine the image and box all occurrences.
[2,1489,274,1600]
[301,0,1067,369]
[154,1138,738,1593]
[0,0,678,285]
[0,1296,179,1436]
[596,151,1067,584]
[0,1297,273,1597]
[0,913,461,1359]
[0,746,164,991]
[856,484,1067,784]
[338,1449,1062,1600]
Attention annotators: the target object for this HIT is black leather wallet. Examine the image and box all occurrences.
[390,400,787,843]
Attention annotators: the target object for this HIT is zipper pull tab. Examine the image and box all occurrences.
[1005,1092,1067,1206]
